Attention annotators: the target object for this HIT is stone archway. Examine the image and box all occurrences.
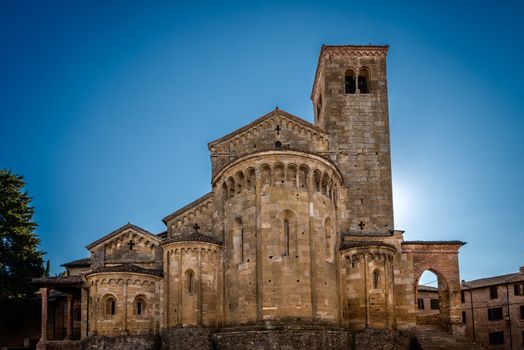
[415,269,450,329]
[402,241,465,336]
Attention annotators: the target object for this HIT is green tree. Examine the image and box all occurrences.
[0,169,44,299]
[44,260,50,277]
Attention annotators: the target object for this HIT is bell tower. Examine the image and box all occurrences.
[312,45,394,234]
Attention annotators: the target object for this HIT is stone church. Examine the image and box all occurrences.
[34,45,478,350]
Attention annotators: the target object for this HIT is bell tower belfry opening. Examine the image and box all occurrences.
[311,45,394,234]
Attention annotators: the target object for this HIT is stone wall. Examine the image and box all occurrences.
[212,150,342,324]
[86,272,163,336]
[162,242,222,328]
[403,242,465,335]
[208,110,329,177]
[462,281,524,349]
[88,226,163,270]
[81,335,159,350]
[80,326,412,350]
[161,328,213,350]
[165,194,215,239]
[340,243,397,330]
[312,45,394,235]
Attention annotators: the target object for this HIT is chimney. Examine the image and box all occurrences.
[520,266,524,274]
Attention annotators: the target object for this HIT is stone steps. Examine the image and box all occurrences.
[412,326,486,350]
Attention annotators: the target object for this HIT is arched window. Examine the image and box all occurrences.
[358,68,370,94]
[275,141,282,150]
[345,69,356,94]
[134,296,146,316]
[186,270,195,294]
[373,269,380,289]
[283,219,290,256]
[104,296,116,316]
[74,308,81,321]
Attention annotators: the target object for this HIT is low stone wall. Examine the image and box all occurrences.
[161,328,214,350]
[42,340,81,350]
[81,335,160,350]
[80,325,412,350]
[354,328,412,350]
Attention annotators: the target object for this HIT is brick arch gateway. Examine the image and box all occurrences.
[402,241,466,336]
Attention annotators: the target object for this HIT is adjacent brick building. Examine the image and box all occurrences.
[461,266,524,349]
[32,44,479,350]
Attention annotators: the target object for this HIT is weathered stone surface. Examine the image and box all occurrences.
[81,335,159,350]
[161,328,213,350]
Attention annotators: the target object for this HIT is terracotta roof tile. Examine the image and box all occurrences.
[32,275,83,287]
[418,285,439,292]
[339,240,396,252]
[462,272,524,290]
[162,232,223,246]
[61,258,91,268]
[86,264,163,277]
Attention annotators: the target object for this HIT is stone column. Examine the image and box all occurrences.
[123,280,128,334]
[80,287,88,339]
[254,169,263,321]
[36,287,48,350]
[197,248,203,326]
[306,171,317,320]
[65,293,73,339]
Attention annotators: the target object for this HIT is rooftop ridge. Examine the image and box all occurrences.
[207,108,325,149]
[162,192,213,224]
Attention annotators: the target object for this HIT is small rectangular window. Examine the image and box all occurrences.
[489,331,504,345]
[488,307,503,321]
[515,283,524,296]
[430,299,439,310]
[520,305,524,319]
[490,286,498,299]
[417,298,424,310]
[461,291,465,303]
[462,311,467,323]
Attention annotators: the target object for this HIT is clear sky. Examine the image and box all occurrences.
[1,1,523,280]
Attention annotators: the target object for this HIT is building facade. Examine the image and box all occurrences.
[461,266,524,349]
[34,45,475,350]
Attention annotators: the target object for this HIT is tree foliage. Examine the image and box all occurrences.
[0,169,44,299]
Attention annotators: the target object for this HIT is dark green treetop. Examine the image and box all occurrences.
[0,169,44,299]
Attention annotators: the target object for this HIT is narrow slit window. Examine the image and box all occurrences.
[373,270,380,289]
[186,270,194,294]
[241,226,244,262]
[284,219,290,255]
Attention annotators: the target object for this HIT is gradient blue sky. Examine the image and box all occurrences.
[1,1,523,280]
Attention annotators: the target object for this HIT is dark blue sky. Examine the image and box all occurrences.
[1,1,523,280]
